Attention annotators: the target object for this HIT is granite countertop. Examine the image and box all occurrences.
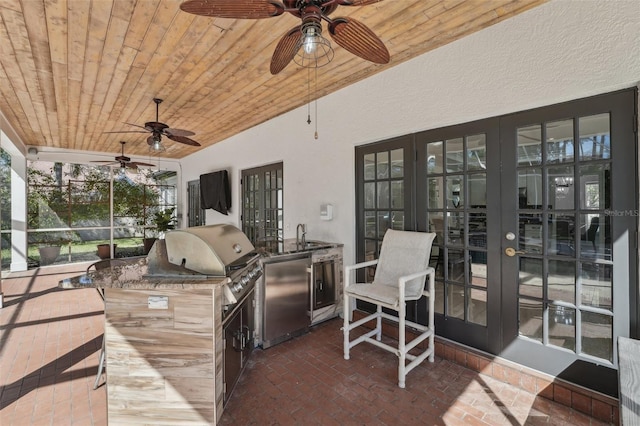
[59,238,343,290]
[256,239,343,258]
[58,256,228,290]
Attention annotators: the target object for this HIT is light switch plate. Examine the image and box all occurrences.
[320,203,333,220]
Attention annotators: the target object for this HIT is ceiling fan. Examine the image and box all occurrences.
[92,141,156,170]
[105,98,201,151]
[179,0,390,74]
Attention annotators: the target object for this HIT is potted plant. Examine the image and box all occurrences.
[28,197,77,265]
[142,235,157,255]
[97,242,117,259]
[143,207,176,254]
[154,207,177,238]
[140,216,156,255]
[38,244,62,265]
[36,230,77,265]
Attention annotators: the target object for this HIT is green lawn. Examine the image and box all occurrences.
[1,237,146,269]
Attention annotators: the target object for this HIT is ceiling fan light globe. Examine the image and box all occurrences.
[303,27,319,54]
[150,139,166,153]
[294,20,334,69]
[303,37,317,54]
[294,39,334,68]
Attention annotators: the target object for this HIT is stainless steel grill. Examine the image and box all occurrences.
[165,224,254,275]
[146,224,262,318]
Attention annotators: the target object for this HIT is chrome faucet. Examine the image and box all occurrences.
[296,223,307,248]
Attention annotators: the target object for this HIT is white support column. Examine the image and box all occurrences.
[1,128,28,272]
[9,148,28,272]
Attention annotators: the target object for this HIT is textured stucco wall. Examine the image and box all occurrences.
[181,0,640,265]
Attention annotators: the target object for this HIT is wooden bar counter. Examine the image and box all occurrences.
[60,251,229,425]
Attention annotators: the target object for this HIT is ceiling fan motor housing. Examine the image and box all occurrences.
[145,121,169,132]
[288,0,338,17]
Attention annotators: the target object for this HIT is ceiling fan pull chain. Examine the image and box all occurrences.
[307,67,312,125]
[314,66,318,139]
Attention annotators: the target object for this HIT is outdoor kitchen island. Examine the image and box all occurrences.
[59,225,263,425]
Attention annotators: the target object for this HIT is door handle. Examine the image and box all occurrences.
[241,325,250,351]
[232,329,243,352]
[505,247,526,257]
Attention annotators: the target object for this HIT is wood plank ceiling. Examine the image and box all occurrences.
[0,0,546,159]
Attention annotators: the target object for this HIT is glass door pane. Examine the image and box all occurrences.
[356,137,413,285]
[512,113,616,362]
[425,134,490,325]
[241,163,284,248]
[500,89,636,395]
[416,120,499,353]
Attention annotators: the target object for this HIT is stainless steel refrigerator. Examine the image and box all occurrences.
[261,253,311,348]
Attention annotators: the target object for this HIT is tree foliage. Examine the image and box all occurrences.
[26,161,169,245]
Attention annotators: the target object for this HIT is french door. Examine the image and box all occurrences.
[359,88,637,394]
[355,136,414,312]
[498,89,637,393]
[416,118,501,353]
[241,162,284,246]
[187,179,205,227]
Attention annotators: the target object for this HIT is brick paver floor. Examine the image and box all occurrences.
[1,265,612,425]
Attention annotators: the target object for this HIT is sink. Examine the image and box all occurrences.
[261,239,335,255]
[296,240,331,251]
[304,240,326,248]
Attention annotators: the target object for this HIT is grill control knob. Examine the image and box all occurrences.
[232,282,243,293]
[251,265,262,277]
[240,276,250,285]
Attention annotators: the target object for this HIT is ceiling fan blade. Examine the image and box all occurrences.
[130,161,156,168]
[336,0,384,6]
[125,122,151,131]
[328,17,389,64]
[180,0,285,19]
[102,130,148,134]
[270,26,302,75]
[103,122,149,134]
[90,160,118,165]
[166,134,201,146]
[164,128,195,137]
